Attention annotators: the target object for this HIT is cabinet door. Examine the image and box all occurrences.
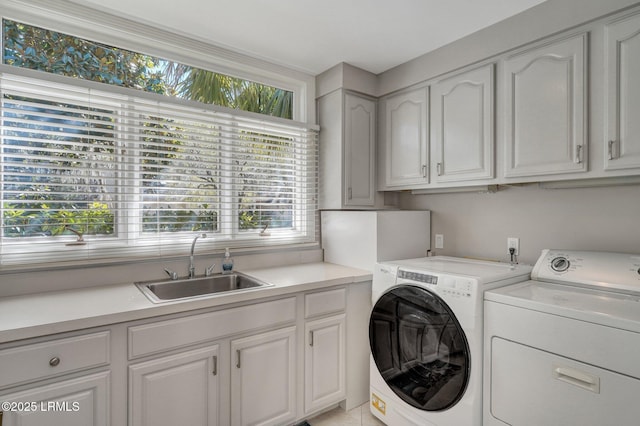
[129,345,219,426]
[381,87,429,188]
[231,327,296,426]
[431,64,494,182]
[344,93,376,207]
[304,314,346,414]
[0,371,109,426]
[504,34,587,177]
[605,13,640,171]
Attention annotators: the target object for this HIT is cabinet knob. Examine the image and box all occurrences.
[49,356,61,367]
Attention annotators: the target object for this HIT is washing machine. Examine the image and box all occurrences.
[484,249,640,426]
[369,256,532,426]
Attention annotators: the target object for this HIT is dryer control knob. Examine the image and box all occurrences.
[550,256,570,272]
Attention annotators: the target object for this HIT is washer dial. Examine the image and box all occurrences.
[550,256,571,272]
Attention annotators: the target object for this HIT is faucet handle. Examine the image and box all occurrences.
[164,268,178,280]
[205,263,216,277]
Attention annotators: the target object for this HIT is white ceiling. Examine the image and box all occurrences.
[72,0,548,75]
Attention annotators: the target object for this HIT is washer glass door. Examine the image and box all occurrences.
[369,285,470,411]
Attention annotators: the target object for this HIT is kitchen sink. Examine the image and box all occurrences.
[136,272,273,303]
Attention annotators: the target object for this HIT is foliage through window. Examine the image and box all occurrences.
[0,20,317,266]
[2,19,294,118]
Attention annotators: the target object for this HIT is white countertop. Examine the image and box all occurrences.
[0,262,371,344]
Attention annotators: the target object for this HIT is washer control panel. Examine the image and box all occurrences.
[532,249,640,293]
[398,270,438,284]
[397,269,475,299]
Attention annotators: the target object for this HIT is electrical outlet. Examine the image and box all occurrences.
[435,234,444,249]
[507,237,520,255]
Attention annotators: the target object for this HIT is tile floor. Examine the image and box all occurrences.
[306,402,385,426]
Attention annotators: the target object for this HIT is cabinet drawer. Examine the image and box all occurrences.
[129,297,296,359]
[305,288,346,318]
[0,331,110,389]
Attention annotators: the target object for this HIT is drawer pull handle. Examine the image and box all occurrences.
[608,140,617,160]
[236,350,241,369]
[49,356,61,367]
[553,365,600,393]
[575,145,583,164]
[212,356,217,376]
[309,331,314,347]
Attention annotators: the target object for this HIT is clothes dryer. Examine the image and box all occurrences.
[484,250,640,426]
[369,256,532,425]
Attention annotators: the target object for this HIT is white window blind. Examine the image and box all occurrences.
[0,73,318,267]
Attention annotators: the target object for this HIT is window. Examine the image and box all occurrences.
[2,19,294,119]
[0,73,317,267]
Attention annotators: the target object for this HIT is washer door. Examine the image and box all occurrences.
[369,285,470,411]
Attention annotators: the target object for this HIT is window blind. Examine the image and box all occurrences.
[0,73,318,267]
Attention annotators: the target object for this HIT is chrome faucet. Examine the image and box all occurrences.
[189,233,207,278]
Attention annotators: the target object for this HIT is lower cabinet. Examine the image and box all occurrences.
[231,326,297,426]
[0,330,111,426]
[0,371,109,426]
[0,284,368,426]
[128,326,299,426]
[304,314,346,414]
[129,345,220,426]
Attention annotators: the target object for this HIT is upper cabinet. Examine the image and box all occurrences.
[378,87,429,189]
[361,5,640,192]
[503,34,588,178]
[318,90,377,208]
[344,93,376,206]
[431,64,495,183]
[604,12,640,172]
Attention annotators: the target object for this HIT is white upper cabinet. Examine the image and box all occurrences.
[431,64,495,183]
[344,93,376,206]
[604,13,640,172]
[379,87,429,189]
[318,90,376,208]
[503,34,588,178]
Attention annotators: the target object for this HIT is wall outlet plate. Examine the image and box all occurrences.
[435,234,444,249]
[507,237,519,255]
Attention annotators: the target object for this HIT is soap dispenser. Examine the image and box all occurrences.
[222,248,234,274]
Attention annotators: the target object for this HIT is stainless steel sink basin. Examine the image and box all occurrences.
[136,272,273,303]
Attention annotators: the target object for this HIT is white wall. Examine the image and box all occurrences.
[399,184,640,265]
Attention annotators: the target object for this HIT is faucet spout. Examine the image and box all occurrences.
[189,233,207,278]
